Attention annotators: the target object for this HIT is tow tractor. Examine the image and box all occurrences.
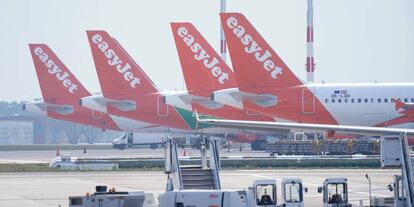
[318,178,351,207]
[282,178,306,207]
[388,175,407,207]
[69,185,155,207]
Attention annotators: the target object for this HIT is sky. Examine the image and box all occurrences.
[1,0,413,101]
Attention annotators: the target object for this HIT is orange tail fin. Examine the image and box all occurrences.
[171,22,236,96]
[86,30,158,96]
[220,13,303,89]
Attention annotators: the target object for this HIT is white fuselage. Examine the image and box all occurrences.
[212,83,414,128]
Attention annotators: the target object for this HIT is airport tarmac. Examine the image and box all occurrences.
[0,148,270,163]
[0,169,399,207]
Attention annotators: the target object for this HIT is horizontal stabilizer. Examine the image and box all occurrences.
[178,94,224,110]
[213,89,277,108]
[81,95,136,112]
[27,101,74,115]
[94,97,136,112]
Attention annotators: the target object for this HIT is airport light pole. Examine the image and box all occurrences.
[306,0,315,82]
[365,174,372,206]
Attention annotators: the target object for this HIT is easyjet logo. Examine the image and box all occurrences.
[91,34,140,88]
[226,16,282,79]
[33,47,78,94]
[177,27,229,84]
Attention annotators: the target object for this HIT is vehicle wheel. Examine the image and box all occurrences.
[114,144,126,150]
[150,143,158,150]
[251,140,266,151]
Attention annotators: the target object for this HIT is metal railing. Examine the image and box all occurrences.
[209,137,221,190]
[400,132,413,207]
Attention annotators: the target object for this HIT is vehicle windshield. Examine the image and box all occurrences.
[327,183,347,204]
[284,182,302,203]
[256,184,276,206]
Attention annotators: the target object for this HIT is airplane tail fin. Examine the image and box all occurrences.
[171,22,236,95]
[220,13,303,89]
[29,44,90,101]
[86,30,158,97]
[29,44,120,131]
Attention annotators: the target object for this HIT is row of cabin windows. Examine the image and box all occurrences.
[325,98,414,104]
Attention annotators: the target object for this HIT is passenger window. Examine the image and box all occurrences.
[371,98,375,103]
[391,99,395,103]
[325,99,329,103]
[344,99,348,103]
[338,99,342,103]
[411,98,414,102]
[364,98,368,103]
[377,98,381,103]
[351,98,355,103]
[332,99,335,103]
[357,98,362,103]
[404,98,408,103]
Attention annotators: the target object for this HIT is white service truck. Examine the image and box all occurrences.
[112,132,164,150]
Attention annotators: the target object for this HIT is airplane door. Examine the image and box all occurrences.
[302,88,315,114]
[246,110,259,116]
[157,95,169,117]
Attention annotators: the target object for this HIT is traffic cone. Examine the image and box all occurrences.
[83,146,87,154]
[56,148,60,156]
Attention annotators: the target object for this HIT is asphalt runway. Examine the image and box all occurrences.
[0,169,399,207]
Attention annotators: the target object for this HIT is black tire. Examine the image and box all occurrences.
[251,140,266,151]
[114,144,126,150]
[150,143,158,150]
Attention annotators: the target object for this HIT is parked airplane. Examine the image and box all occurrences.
[210,13,414,132]
[82,30,236,134]
[26,44,180,134]
[27,44,120,131]
[166,22,291,147]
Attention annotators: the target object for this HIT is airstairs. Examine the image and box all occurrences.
[400,133,414,206]
[164,136,221,191]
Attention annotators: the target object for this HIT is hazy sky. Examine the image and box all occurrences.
[1,0,413,101]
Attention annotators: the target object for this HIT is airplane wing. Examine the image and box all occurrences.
[196,113,414,136]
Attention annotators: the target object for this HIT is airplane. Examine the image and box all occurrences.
[27,44,120,131]
[209,13,414,134]
[26,44,183,134]
[165,22,287,147]
[81,30,240,135]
